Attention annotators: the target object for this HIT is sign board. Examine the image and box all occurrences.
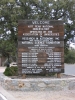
[18,20,64,75]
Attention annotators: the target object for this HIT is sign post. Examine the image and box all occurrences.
[18,20,64,77]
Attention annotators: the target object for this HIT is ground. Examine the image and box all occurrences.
[7,90,75,100]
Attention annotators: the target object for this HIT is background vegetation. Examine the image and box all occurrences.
[0,0,75,62]
[65,50,75,63]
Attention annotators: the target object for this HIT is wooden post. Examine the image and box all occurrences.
[22,74,26,79]
[57,73,61,78]
[0,57,1,66]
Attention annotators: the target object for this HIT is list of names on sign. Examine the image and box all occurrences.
[18,20,64,75]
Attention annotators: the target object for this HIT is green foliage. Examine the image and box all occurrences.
[3,66,18,76]
[65,50,75,63]
[0,40,16,56]
[0,0,75,59]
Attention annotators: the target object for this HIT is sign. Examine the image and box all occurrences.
[18,20,64,75]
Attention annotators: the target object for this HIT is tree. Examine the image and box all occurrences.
[0,0,75,58]
[27,0,75,52]
[0,0,38,59]
[0,0,18,60]
[0,39,16,62]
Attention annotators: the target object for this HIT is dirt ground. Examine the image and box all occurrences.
[7,90,75,100]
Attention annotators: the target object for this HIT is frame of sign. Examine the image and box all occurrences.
[18,20,64,75]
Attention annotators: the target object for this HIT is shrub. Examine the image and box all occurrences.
[4,66,18,76]
[64,50,75,63]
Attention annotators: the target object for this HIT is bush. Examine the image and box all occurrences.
[4,66,18,76]
[65,50,75,63]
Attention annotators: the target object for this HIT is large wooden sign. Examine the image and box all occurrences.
[18,20,64,75]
